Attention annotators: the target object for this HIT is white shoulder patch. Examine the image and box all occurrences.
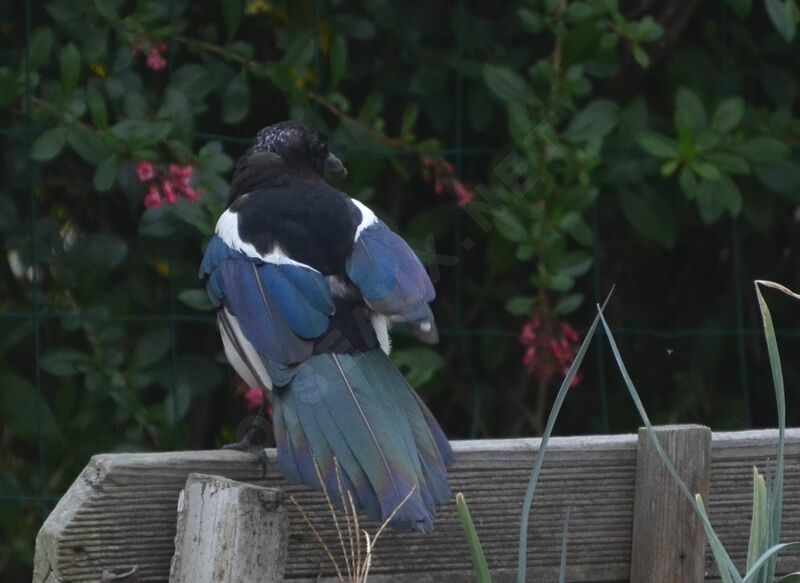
[215,207,319,272]
[351,198,379,242]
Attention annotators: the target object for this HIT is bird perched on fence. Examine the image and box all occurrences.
[199,121,453,533]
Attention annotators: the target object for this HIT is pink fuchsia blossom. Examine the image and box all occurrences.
[453,179,474,207]
[182,186,200,203]
[243,387,264,410]
[161,180,179,204]
[519,314,582,387]
[143,185,163,209]
[136,160,156,182]
[146,46,167,71]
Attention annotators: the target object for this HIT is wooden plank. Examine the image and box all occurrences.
[169,474,287,582]
[32,429,800,582]
[630,425,711,582]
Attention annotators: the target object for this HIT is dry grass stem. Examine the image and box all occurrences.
[313,456,352,580]
[294,456,419,583]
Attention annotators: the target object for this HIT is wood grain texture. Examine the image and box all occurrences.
[630,425,711,582]
[169,474,287,583]
[32,429,800,582]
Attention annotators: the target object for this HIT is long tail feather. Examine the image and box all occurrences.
[271,349,452,533]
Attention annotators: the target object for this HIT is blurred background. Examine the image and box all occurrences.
[2,0,800,579]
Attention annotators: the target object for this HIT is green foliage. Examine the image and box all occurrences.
[456,493,492,583]
[2,1,800,579]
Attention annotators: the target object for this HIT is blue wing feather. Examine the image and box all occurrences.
[346,221,435,323]
[200,235,334,368]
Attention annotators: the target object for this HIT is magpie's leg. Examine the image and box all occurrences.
[224,397,272,476]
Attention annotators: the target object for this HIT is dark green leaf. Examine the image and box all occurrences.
[199,141,234,173]
[556,251,593,277]
[392,347,444,388]
[482,64,536,104]
[330,34,347,89]
[60,43,81,96]
[548,273,574,292]
[711,97,745,132]
[93,0,120,21]
[754,160,800,200]
[675,87,707,131]
[506,295,535,316]
[178,289,214,311]
[559,212,592,245]
[67,129,109,164]
[564,100,618,142]
[164,356,223,422]
[619,188,678,248]
[139,207,177,237]
[29,27,53,70]
[41,348,90,377]
[695,175,741,223]
[0,69,17,106]
[555,293,584,315]
[707,152,750,175]
[93,155,117,192]
[86,83,108,129]
[726,0,752,18]
[736,137,790,162]
[691,160,721,181]
[679,166,700,200]
[222,71,250,124]
[0,374,61,443]
[30,126,67,161]
[632,45,650,68]
[222,0,242,39]
[637,131,679,158]
[493,209,528,242]
[766,0,797,42]
[173,64,214,100]
[131,328,170,370]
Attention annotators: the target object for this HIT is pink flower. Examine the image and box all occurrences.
[561,323,579,344]
[136,160,156,182]
[453,180,474,207]
[147,47,167,71]
[161,180,179,204]
[522,345,537,367]
[169,164,194,189]
[243,387,264,410]
[182,186,200,203]
[143,185,163,209]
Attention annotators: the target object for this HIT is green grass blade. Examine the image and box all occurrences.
[777,572,800,582]
[559,509,570,583]
[516,289,614,583]
[747,467,768,577]
[754,280,800,580]
[743,542,800,582]
[696,494,735,583]
[599,310,743,583]
[456,492,492,583]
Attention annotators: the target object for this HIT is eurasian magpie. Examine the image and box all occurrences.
[200,121,453,533]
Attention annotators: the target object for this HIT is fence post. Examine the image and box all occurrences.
[169,473,288,583]
[630,424,711,583]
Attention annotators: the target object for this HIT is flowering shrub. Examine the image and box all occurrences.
[1,1,800,579]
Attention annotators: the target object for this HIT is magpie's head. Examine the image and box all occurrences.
[250,121,346,181]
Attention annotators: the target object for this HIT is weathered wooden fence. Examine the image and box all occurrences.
[33,427,800,582]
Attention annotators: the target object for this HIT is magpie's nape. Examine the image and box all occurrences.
[200,120,451,533]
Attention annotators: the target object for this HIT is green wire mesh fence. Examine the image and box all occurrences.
[4,2,799,579]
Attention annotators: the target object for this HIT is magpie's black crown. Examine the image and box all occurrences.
[251,120,329,175]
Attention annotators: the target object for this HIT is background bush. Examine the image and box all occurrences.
[1,0,799,579]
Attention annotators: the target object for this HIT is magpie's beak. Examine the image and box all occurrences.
[324,152,347,180]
